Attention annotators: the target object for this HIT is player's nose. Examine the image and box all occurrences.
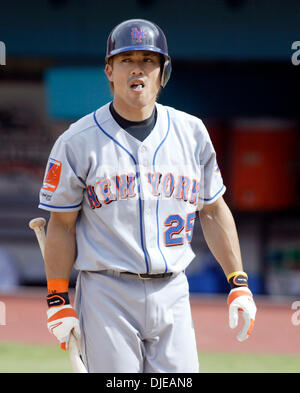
[129,61,145,75]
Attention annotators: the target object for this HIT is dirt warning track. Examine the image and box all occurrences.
[0,289,299,355]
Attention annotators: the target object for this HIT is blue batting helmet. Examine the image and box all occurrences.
[106,19,172,88]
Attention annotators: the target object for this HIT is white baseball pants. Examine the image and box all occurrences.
[75,270,199,373]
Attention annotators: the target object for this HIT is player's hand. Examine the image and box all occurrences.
[47,304,81,350]
[227,287,257,342]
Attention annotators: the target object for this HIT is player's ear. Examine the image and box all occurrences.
[105,62,113,82]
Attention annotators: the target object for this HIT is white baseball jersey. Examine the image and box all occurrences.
[39,102,225,274]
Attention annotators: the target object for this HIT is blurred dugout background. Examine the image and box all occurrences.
[0,0,299,297]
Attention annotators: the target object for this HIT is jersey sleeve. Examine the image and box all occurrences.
[198,121,226,207]
[39,135,85,212]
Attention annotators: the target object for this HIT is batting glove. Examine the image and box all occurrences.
[227,286,257,342]
[46,279,81,350]
[47,303,81,350]
[226,271,257,342]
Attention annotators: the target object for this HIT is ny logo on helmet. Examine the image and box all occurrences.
[131,27,146,43]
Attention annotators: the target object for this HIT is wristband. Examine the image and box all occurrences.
[47,278,70,308]
[47,278,69,294]
[227,271,248,289]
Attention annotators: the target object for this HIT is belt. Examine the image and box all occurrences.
[121,272,174,280]
[103,270,174,280]
[97,269,178,280]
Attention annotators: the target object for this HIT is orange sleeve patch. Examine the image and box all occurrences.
[42,158,62,192]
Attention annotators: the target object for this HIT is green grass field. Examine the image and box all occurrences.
[0,342,299,373]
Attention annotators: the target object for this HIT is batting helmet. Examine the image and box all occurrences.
[106,19,172,88]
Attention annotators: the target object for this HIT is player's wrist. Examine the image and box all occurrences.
[227,271,248,289]
[47,278,70,308]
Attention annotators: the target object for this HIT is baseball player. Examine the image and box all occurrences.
[39,19,257,373]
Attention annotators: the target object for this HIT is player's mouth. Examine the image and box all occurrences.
[129,79,145,92]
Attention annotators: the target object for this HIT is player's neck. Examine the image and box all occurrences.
[112,98,155,122]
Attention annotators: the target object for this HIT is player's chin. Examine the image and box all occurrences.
[128,92,150,105]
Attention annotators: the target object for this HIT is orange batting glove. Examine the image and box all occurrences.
[46,278,81,350]
[227,272,257,342]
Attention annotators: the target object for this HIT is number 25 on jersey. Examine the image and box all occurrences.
[164,212,196,247]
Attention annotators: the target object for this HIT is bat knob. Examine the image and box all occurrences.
[29,217,46,230]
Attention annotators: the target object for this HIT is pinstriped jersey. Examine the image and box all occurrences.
[39,102,225,274]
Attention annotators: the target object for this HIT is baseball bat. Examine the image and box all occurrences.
[29,217,88,373]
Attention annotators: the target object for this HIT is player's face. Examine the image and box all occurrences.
[105,50,161,114]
